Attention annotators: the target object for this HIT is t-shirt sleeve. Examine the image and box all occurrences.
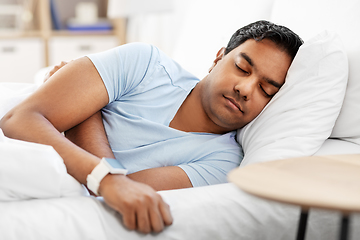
[178,133,244,187]
[86,42,155,103]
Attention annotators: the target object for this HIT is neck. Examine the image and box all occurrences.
[169,81,229,134]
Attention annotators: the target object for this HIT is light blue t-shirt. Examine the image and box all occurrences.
[87,43,243,187]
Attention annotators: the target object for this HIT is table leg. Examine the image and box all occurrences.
[339,214,349,240]
[296,209,309,240]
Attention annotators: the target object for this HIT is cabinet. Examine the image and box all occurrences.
[0,38,44,83]
[0,0,126,83]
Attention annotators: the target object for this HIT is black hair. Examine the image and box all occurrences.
[225,20,303,60]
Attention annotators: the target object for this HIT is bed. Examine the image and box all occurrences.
[1,0,360,239]
[1,136,360,240]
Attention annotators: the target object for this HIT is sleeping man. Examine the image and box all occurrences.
[0,20,302,233]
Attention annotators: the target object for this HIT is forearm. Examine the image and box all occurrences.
[65,111,115,159]
[128,166,193,191]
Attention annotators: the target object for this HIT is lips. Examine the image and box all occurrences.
[224,96,243,113]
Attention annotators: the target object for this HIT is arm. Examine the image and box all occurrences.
[50,62,193,191]
[65,111,115,159]
[66,109,193,191]
[129,167,192,191]
[0,58,172,233]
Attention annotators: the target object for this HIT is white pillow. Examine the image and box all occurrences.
[270,0,360,144]
[0,83,38,120]
[0,129,87,201]
[237,31,348,166]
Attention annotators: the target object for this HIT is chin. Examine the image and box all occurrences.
[218,121,245,132]
[222,116,246,129]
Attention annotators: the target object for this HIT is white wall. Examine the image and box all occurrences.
[126,0,276,78]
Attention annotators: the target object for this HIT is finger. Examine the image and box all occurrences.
[136,204,151,234]
[159,201,173,226]
[60,61,68,67]
[44,72,51,82]
[149,204,164,233]
[122,209,136,231]
[44,67,58,82]
[48,67,58,76]
[48,62,66,79]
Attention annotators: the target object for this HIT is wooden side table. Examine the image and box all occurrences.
[228,154,360,240]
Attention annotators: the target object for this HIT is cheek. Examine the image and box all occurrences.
[250,95,271,117]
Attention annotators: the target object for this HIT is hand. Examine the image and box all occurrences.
[44,61,69,82]
[98,174,173,233]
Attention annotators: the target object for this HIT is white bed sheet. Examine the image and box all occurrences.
[1,138,359,240]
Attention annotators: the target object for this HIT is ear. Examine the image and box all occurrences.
[209,47,226,73]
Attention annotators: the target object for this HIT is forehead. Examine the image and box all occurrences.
[230,39,292,85]
[232,38,284,57]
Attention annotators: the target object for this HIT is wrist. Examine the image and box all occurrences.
[86,157,128,196]
[98,173,128,196]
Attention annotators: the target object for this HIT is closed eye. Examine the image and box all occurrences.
[235,63,249,74]
[259,84,274,98]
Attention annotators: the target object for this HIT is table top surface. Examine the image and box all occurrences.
[228,154,360,213]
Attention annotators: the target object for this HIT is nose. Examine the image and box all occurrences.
[234,77,257,101]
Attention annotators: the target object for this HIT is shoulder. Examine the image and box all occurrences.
[120,43,199,92]
[89,42,158,70]
[106,42,157,71]
[114,42,155,59]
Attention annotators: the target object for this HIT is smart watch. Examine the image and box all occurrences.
[86,157,128,196]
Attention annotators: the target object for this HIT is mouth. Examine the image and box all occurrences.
[224,96,244,113]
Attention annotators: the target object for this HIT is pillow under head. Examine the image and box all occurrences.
[237,31,348,166]
[270,0,360,144]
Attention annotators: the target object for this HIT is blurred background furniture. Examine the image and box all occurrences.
[0,0,125,83]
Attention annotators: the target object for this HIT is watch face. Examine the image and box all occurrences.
[104,158,126,169]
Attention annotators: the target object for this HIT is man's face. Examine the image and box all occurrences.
[201,39,292,132]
